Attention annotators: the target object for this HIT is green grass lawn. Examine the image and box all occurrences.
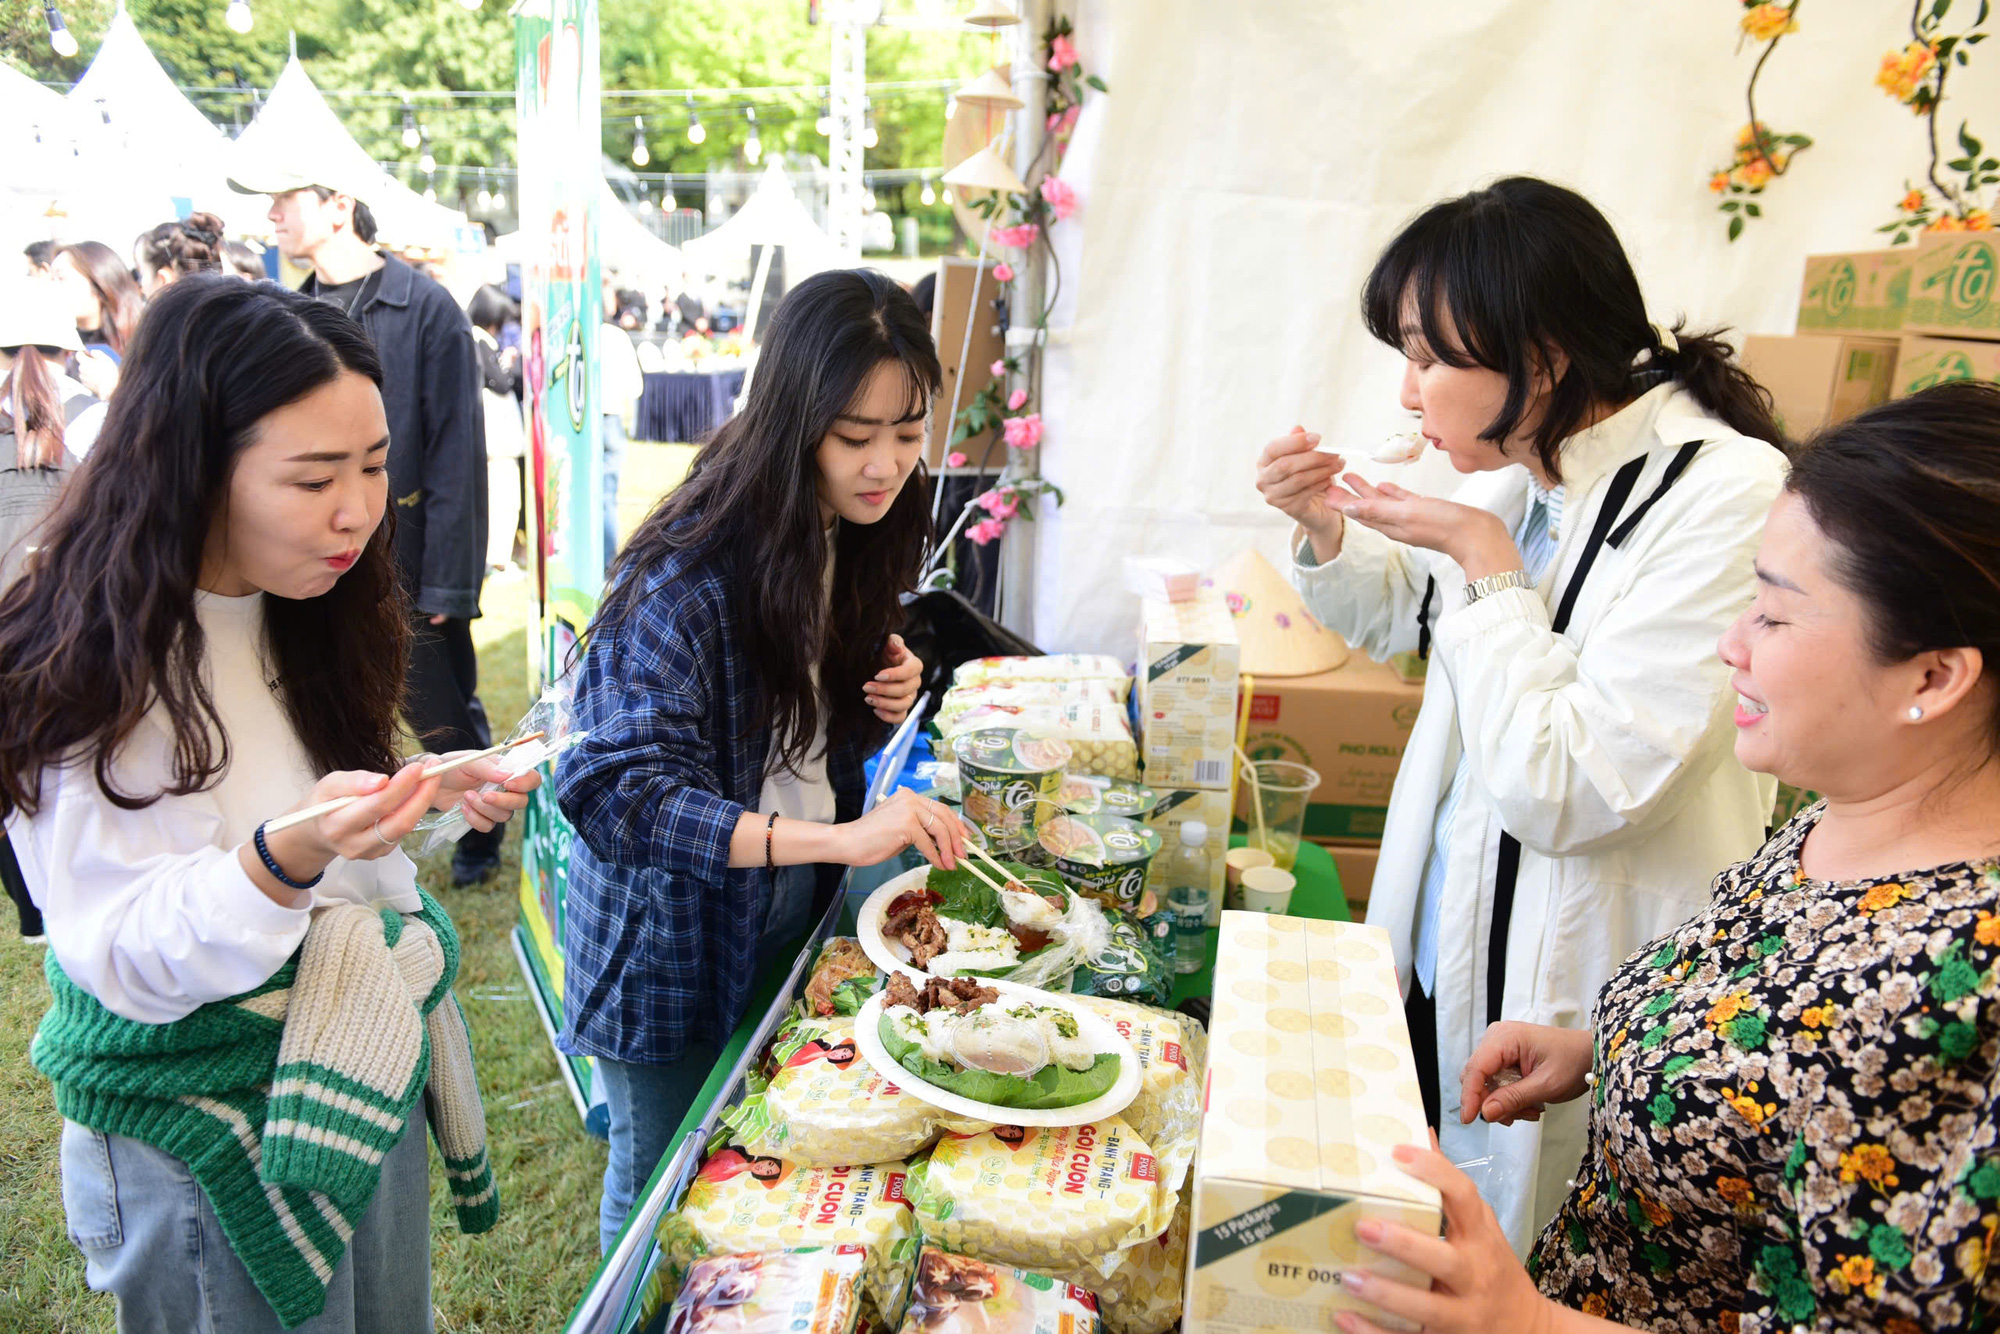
[0,442,696,1333]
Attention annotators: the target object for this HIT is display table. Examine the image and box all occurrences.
[562,842,1350,1333]
[633,368,746,443]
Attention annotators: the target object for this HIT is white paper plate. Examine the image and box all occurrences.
[855,866,937,981]
[854,978,1141,1127]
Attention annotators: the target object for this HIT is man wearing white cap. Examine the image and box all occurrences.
[229,162,502,885]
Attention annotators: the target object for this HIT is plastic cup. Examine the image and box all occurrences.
[1239,865,1296,914]
[1238,760,1320,872]
[1223,846,1275,910]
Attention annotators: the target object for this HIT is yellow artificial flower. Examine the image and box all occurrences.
[1968,209,1994,231]
[1930,214,1969,233]
[1902,189,1928,213]
[1710,171,1731,195]
[1740,3,1797,42]
[1739,159,1775,190]
[1877,42,1938,106]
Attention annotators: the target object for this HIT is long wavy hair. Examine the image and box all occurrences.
[1362,176,1784,480]
[0,276,408,821]
[596,269,938,768]
[56,240,143,355]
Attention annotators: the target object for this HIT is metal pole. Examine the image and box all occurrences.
[998,0,1053,638]
[827,6,868,261]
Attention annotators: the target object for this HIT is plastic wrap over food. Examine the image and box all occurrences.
[895,1247,1103,1334]
[909,1119,1174,1272]
[660,1154,923,1326]
[1067,996,1202,1195]
[726,1014,941,1168]
[1052,1195,1188,1334]
[950,655,1132,701]
[664,1247,867,1334]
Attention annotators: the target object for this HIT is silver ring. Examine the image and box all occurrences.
[922,813,937,832]
[373,819,396,848]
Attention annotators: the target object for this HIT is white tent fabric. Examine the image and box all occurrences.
[0,60,90,198]
[1031,1,1970,654]
[680,161,846,279]
[593,181,688,287]
[63,9,267,236]
[229,57,473,251]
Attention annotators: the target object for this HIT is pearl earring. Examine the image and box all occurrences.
[1908,706,1925,721]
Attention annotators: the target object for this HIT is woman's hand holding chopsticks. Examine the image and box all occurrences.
[241,761,447,903]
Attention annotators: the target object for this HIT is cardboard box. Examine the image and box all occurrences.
[1142,786,1233,922]
[1739,334,1899,440]
[1318,839,1381,915]
[1906,232,2000,338]
[1138,592,1240,791]
[1186,914,1440,1334]
[1796,248,1915,333]
[1240,656,1424,842]
[1895,334,2000,396]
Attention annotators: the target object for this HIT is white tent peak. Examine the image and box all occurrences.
[229,56,472,250]
[70,9,227,156]
[681,160,848,280]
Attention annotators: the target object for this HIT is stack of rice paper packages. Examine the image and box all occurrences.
[936,656,1137,780]
[649,943,1204,1334]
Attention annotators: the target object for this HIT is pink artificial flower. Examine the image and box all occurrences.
[1007,388,1029,411]
[1045,106,1081,137]
[967,517,1005,546]
[993,262,1015,283]
[946,451,968,468]
[1047,33,1079,72]
[1002,413,1044,450]
[976,489,1004,515]
[989,222,1041,249]
[1039,175,1078,220]
[989,359,1006,377]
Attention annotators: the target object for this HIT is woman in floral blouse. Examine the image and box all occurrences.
[1334,382,2000,1334]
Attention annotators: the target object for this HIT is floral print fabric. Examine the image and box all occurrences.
[1531,804,2000,1332]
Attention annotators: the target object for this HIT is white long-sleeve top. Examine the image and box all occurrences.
[1291,383,1784,1253]
[8,590,423,1025]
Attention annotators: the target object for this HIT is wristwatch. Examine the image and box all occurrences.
[1464,569,1532,605]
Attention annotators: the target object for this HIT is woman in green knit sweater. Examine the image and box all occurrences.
[0,276,538,1332]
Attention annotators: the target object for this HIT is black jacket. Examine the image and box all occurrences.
[303,254,487,619]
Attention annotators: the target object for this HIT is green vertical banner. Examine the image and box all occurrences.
[514,0,604,1131]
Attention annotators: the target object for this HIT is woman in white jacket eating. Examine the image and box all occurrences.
[1256,176,1786,1251]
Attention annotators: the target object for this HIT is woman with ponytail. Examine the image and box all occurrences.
[135,211,227,295]
[1256,177,1787,1251]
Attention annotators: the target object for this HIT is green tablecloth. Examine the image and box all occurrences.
[1168,835,1349,1006]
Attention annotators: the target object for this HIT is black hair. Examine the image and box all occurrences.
[594,269,939,769]
[137,212,227,283]
[23,240,56,272]
[0,276,408,821]
[308,187,379,245]
[1787,380,2000,753]
[468,283,518,334]
[1361,176,1783,481]
[910,273,936,323]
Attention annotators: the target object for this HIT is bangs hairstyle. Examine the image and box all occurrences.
[1362,176,1781,481]
[0,275,408,822]
[599,268,939,769]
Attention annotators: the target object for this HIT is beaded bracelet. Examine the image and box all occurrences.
[765,812,781,872]
[254,821,325,891]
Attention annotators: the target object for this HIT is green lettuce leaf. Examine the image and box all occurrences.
[879,1013,1121,1109]
[924,860,1067,930]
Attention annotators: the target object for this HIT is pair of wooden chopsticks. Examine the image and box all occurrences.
[263,732,546,834]
[954,835,1022,896]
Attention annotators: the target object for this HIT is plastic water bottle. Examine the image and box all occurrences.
[1164,821,1212,976]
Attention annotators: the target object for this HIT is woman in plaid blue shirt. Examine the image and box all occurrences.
[556,270,970,1252]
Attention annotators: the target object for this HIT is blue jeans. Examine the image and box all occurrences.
[594,865,819,1254]
[60,1103,433,1333]
[601,413,627,575]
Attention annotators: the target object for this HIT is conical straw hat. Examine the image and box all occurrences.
[942,142,1030,196]
[956,66,1023,111]
[1204,548,1350,677]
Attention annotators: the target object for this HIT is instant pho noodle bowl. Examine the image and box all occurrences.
[1061,775,1160,820]
[952,728,1073,852]
[1040,814,1163,912]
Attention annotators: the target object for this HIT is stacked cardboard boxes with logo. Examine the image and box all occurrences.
[1742,234,2000,443]
[1137,594,1241,921]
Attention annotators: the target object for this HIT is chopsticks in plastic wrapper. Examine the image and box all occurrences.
[413,682,590,856]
